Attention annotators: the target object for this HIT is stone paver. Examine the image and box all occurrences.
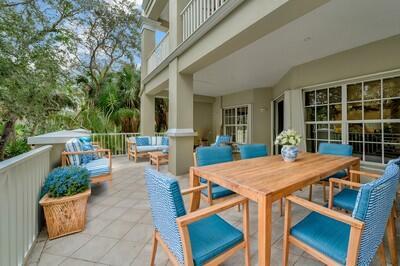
[27,157,397,266]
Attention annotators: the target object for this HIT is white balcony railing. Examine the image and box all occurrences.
[181,0,228,41]
[91,132,166,156]
[0,145,52,265]
[147,32,170,74]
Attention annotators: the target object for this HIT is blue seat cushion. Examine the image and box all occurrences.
[84,158,111,177]
[322,169,347,181]
[291,212,350,265]
[333,188,358,212]
[200,178,219,187]
[136,146,159,152]
[201,185,235,200]
[189,215,243,265]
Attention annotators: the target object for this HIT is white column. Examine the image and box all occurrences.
[140,23,156,136]
[168,59,196,175]
[141,27,155,79]
[140,94,155,136]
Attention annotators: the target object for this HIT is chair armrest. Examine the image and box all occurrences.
[329,178,362,188]
[350,170,380,179]
[177,196,247,226]
[286,195,364,229]
[328,178,361,209]
[181,184,208,196]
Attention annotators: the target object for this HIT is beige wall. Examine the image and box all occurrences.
[194,102,213,144]
[273,35,400,98]
[210,87,273,147]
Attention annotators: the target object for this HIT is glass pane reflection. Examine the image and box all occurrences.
[364,100,381,120]
[363,80,381,100]
[384,144,400,163]
[384,123,400,143]
[383,99,400,119]
[347,83,362,101]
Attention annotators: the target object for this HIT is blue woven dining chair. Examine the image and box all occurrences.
[194,146,236,205]
[309,143,353,202]
[211,135,232,147]
[144,168,250,266]
[327,157,400,265]
[283,163,400,266]
[238,144,268,159]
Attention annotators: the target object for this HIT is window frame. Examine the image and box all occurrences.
[222,104,252,144]
[303,71,400,166]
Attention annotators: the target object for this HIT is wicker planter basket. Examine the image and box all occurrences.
[39,189,91,239]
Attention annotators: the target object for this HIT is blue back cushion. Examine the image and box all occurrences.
[319,143,352,156]
[79,137,97,164]
[239,144,268,159]
[80,142,97,164]
[352,163,399,265]
[215,135,231,145]
[135,136,150,146]
[388,157,400,179]
[162,136,169,146]
[79,136,92,144]
[144,168,186,264]
[196,146,233,167]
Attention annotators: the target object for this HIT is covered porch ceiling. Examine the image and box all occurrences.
[193,0,400,97]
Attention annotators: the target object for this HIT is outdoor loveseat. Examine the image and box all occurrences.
[127,136,169,162]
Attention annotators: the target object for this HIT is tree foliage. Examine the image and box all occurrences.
[0,0,142,160]
[0,0,79,159]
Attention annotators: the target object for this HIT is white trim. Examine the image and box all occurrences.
[167,128,198,137]
[28,130,90,145]
[222,104,252,144]
[303,72,400,166]
[141,17,168,33]
[302,68,400,91]
[271,94,285,155]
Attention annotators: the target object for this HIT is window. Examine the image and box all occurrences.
[223,105,251,144]
[304,75,400,165]
[305,86,342,153]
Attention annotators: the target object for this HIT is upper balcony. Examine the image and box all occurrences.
[143,0,237,77]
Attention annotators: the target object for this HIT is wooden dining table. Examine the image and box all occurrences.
[189,152,360,266]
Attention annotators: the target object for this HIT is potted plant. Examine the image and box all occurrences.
[39,166,91,239]
[275,129,302,162]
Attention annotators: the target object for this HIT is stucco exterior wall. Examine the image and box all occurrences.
[272,35,400,97]
[194,102,214,144]
[210,87,273,147]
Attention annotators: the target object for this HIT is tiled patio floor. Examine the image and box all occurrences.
[27,157,399,266]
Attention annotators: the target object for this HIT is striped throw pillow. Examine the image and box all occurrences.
[65,138,83,166]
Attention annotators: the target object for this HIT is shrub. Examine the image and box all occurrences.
[4,139,31,159]
[41,166,90,198]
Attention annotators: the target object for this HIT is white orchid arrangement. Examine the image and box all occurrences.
[275,129,302,146]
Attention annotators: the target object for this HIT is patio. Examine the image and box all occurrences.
[26,157,399,266]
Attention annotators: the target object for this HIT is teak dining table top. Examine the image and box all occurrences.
[189,152,361,266]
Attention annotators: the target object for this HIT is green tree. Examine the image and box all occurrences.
[0,0,79,159]
[74,0,141,100]
[0,0,142,159]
